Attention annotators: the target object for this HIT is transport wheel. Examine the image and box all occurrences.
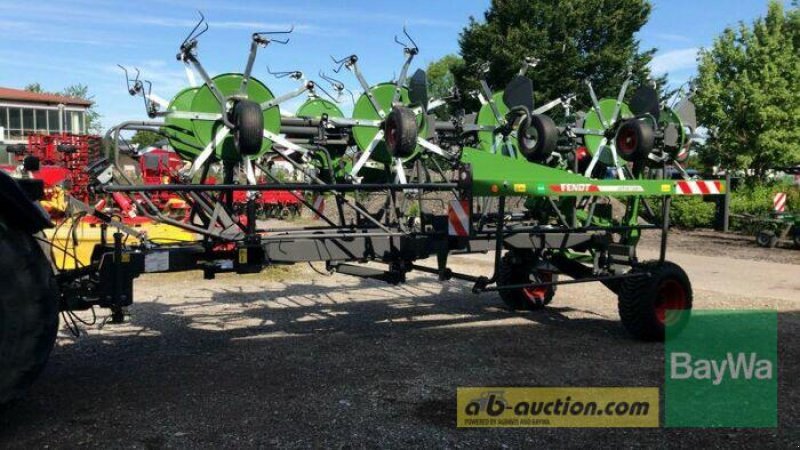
[232,100,264,156]
[497,252,557,310]
[518,114,559,162]
[0,226,59,405]
[384,106,418,158]
[615,119,654,162]
[793,229,800,249]
[755,230,778,248]
[617,260,692,341]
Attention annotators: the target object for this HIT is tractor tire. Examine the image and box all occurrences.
[384,106,418,158]
[615,119,655,162]
[755,230,778,249]
[518,114,559,163]
[0,226,59,405]
[232,100,264,156]
[497,252,557,310]
[617,260,692,341]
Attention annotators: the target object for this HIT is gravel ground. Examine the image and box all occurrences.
[0,233,798,448]
[640,228,800,266]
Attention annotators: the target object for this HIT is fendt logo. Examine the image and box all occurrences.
[670,352,774,386]
[550,183,599,193]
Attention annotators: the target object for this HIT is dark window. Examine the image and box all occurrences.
[35,109,47,133]
[22,108,34,133]
[0,107,8,131]
[8,108,21,130]
[47,110,59,133]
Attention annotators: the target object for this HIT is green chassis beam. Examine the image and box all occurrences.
[461,148,726,197]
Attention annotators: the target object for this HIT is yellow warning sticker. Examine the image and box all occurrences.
[661,184,671,193]
[513,184,527,193]
[238,248,248,264]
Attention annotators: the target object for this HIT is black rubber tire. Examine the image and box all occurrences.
[232,100,264,156]
[615,119,655,162]
[618,260,692,342]
[793,229,800,249]
[497,252,557,310]
[755,230,778,249]
[0,226,59,405]
[384,106,418,158]
[518,114,559,162]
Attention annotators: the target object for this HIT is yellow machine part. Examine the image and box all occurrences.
[45,219,197,270]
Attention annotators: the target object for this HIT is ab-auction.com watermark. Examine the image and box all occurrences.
[458,309,777,428]
[456,388,659,428]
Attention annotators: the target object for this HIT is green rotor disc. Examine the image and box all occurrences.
[659,107,688,159]
[351,82,427,165]
[190,73,281,162]
[583,98,632,159]
[163,87,203,161]
[476,91,520,158]
[296,97,344,120]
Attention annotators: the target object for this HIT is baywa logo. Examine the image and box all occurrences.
[464,390,650,418]
[670,352,774,386]
[665,310,777,428]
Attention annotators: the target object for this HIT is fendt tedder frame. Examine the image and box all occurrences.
[0,15,724,404]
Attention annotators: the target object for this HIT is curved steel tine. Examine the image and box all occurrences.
[117,64,131,91]
[267,66,302,79]
[255,24,294,36]
[403,25,419,51]
[253,24,294,44]
[313,82,339,103]
[331,55,351,73]
[182,11,206,47]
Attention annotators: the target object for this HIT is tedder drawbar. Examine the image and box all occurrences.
[0,15,723,403]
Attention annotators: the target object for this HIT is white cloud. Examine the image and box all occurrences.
[650,32,692,43]
[649,48,699,76]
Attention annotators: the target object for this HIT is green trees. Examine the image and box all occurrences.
[454,0,663,110]
[694,1,800,181]
[425,54,464,119]
[130,130,163,149]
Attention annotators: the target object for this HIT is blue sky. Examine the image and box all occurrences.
[0,0,791,130]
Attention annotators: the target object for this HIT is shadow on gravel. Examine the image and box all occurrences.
[1,277,797,447]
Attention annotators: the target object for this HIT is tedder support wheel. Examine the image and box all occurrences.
[384,106,419,158]
[618,260,692,341]
[615,119,655,162]
[756,230,778,249]
[232,99,264,156]
[497,252,557,310]
[793,229,800,249]
[518,113,559,162]
[0,226,59,405]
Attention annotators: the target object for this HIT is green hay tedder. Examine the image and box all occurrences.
[0,14,723,403]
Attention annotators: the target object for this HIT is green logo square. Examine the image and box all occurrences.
[665,310,777,428]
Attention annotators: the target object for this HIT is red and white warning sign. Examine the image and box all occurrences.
[448,199,471,237]
[312,194,325,220]
[675,180,723,195]
[773,192,787,213]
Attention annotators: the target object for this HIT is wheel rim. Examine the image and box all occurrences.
[521,126,539,151]
[655,279,688,325]
[386,119,398,151]
[616,126,638,156]
[522,272,551,302]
